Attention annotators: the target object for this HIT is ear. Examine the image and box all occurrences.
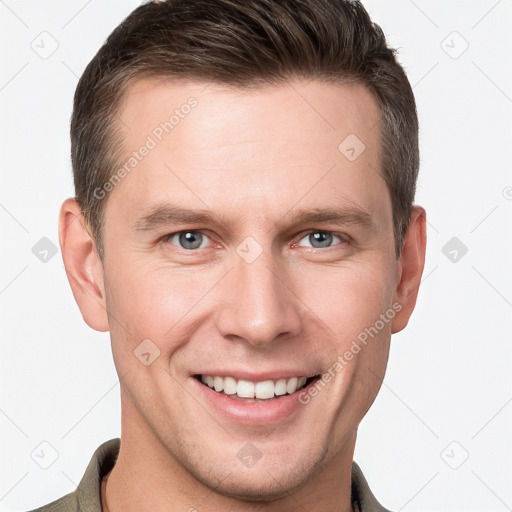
[59,198,109,332]
[391,205,427,334]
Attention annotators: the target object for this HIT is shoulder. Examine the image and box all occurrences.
[351,461,394,512]
[26,492,77,512]
[26,438,120,512]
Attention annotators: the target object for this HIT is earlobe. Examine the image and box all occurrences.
[391,205,427,334]
[59,198,110,332]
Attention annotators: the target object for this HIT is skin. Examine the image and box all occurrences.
[59,78,426,512]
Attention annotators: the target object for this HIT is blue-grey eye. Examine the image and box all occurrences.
[299,231,342,249]
[170,231,206,250]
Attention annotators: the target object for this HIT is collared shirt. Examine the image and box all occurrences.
[28,438,392,512]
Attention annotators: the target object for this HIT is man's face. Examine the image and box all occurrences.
[100,78,401,498]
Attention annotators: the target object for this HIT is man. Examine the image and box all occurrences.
[32,0,426,510]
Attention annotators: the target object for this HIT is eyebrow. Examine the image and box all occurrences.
[133,204,375,232]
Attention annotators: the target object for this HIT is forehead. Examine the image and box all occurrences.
[107,77,387,231]
[117,77,381,155]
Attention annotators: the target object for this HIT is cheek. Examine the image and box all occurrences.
[295,260,394,410]
[296,259,395,343]
[104,263,225,353]
[109,263,179,321]
[103,267,200,405]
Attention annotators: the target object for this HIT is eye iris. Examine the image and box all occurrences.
[179,231,203,250]
[310,232,332,248]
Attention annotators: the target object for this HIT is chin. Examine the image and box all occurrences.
[202,468,312,502]
[182,445,328,503]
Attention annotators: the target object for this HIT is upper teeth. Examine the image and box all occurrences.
[200,375,308,399]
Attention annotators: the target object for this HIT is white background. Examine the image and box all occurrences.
[1,1,511,511]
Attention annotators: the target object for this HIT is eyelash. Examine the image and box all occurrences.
[163,230,350,251]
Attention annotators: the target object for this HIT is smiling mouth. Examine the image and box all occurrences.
[195,374,321,402]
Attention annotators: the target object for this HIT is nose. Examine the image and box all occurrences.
[216,248,302,348]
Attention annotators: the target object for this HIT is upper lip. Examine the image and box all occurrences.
[194,370,319,381]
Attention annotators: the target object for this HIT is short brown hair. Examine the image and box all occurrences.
[71,0,419,259]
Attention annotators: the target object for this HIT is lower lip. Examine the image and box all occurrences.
[192,377,316,426]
